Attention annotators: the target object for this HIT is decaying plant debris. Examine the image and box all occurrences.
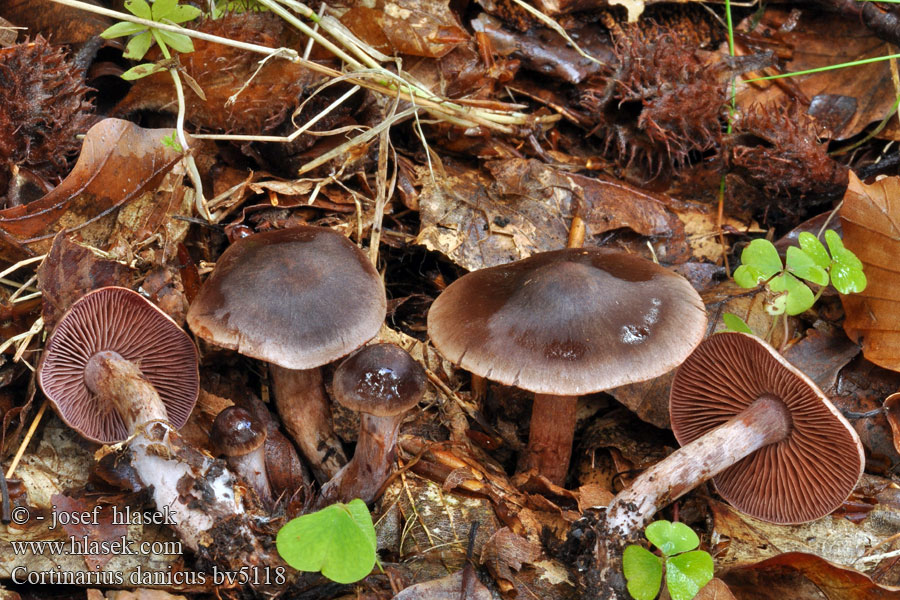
[3,0,900,599]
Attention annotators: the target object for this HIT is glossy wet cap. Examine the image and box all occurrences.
[333,344,426,416]
[670,332,865,524]
[187,226,386,369]
[426,248,707,395]
[38,287,200,444]
[211,406,266,456]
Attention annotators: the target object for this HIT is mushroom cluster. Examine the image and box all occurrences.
[187,226,386,483]
[427,247,707,486]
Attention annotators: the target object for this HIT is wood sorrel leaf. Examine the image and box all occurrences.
[276,499,377,584]
[623,545,662,600]
[734,239,783,288]
[769,272,815,315]
[645,520,699,556]
[797,232,831,269]
[723,312,753,334]
[665,550,714,600]
[785,246,829,286]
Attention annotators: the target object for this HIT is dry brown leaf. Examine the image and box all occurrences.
[393,570,492,600]
[0,119,181,262]
[734,9,896,140]
[36,233,133,330]
[840,172,900,372]
[416,158,685,271]
[51,494,127,570]
[340,0,469,58]
[722,552,900,600]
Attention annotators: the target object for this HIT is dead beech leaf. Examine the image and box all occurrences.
[416,158,685,271]
[839,172,900,372]
[886,393,900,455]
[735,9,896,140]
[394,570,492,600]
[722,552,900,600]
[0,118,181,261]
[51,494,127,570]
[36,233,133,330]
[696,579,737,600]
[710,499,900,573]
[340,0,469,58]
[480,527,542,586]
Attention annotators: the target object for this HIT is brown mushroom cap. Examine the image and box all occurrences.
[186,227,386,370]
[426,248,707,395]
[670,332,865,524]
[333,343,426,416]
[38,287,200,444]
[211,406,267,456]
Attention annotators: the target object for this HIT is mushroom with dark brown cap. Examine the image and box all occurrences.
[187,226,387,483]
[605,331,865,536]
[212,406,272,507]
[427,248,707,486]
[37,287,281,579]
[316,343,425,507]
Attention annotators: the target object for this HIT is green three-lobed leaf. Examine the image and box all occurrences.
[623,521,713,600]
[276,499,377,584]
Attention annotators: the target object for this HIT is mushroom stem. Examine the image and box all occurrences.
[315,413,400,508]
[82,352,287,584]
[229,446,273,507]
[270,364,348,483]
[518,394,578,486]
[84,351,168,429]
[606,393,792,537]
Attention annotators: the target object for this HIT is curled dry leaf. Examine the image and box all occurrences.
[0,118,182,262]
[840,172,900,372]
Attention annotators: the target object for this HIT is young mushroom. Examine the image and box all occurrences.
[605,331,866,536]
[38,287,280,579]
[187,226,387,483]
[211,406,272,507]
[427,248,706,486]
[316,343,425,507]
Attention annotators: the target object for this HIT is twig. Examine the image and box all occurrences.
[5,399,48,479]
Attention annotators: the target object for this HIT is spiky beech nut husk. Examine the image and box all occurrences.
[0,36,94,181]
[579,25,726,177]
[728,102,849,223]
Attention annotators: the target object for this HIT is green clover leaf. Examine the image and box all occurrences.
[623,545,663,600]
[734,239,783,288]
[645,520,700,556]
[797,232,831,269]
[276,499,377,584]
[722,312,753,334]
[825,230,867,294]
[769,272,815,316]
[666,550,714,600]
[785,246,829,286]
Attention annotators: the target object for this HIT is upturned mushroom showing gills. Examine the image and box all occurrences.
[316,343,425,507]
[427,248,706,486]
[187,226,387,483]
[37,287,278,576]
[605,332,865,537]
